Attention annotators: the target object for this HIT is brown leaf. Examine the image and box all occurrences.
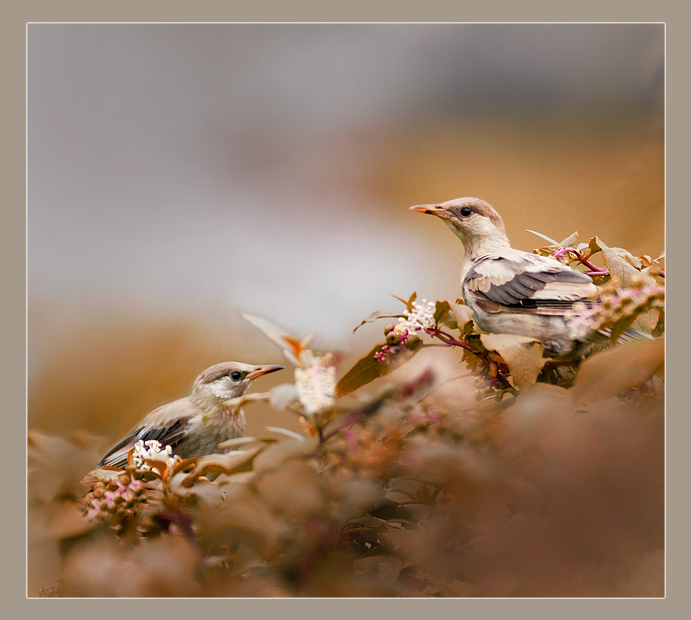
[587,236,603,256]
[609,314,640,342]
[633,308,661,335]
[241,312,295,348]
[252,437,319,473]
[281,335,306,360]
[558,231,580,249]
[527,229,560,246]
[433,300,451,326]
[182,446,265,485]
[449,301,475,332]
[241,312,302,366]
[335,343,416,398]
[596,237,652,287]
[392,291,417,311]
[268,382,299,410]
[652,310,665,337]
[253,460,325,519]
[480,334,546,391]
[353,310,405,333]
[169,475,226,506]
[570,337,664,404]
[43,500,94,541]
[354,555,403,589]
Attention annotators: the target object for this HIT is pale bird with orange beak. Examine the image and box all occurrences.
[98,361,284,468]
[410,197,644,358]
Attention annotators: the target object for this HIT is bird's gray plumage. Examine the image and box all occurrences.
[411,197,646,357]
[98,361,284,468]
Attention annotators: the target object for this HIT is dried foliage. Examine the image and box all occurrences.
[27,231,664,598]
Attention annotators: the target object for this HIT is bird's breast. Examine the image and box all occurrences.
[177,408,247,458]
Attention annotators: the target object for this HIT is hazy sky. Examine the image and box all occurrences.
[28,24,663,354]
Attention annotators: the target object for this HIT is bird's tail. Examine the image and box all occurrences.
[598,326,654,343]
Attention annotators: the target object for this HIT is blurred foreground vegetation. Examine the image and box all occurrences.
[28,229,664,597]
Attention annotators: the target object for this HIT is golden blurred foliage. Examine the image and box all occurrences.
[373,114,663,258]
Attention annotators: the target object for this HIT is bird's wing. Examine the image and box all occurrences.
[464,251,597,314]
[98,399,196,468]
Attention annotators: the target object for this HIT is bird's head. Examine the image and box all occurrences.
[410,197,509,254]
[192,361,285,404]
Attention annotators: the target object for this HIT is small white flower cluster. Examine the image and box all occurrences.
[399,299,436,333]
[374,300,435,363]
[132,439,175,470]
[295,351,337,415]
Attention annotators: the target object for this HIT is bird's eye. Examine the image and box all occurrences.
[460,206,472,217]
[230,371,243,381]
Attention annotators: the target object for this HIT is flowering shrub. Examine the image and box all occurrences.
[27,229,664,597]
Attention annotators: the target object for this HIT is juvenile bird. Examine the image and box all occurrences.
[98,361,284,468]
[410,197,640,358]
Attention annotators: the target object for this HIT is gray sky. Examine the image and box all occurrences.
[28,24,663,358]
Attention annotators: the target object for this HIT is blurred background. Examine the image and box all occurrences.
[28,23,664,442]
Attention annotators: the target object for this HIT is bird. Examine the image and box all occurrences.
[98,361,284,468]
[410,196,645,358]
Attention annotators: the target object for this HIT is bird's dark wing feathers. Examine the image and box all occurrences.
[468,266,590,306]
[138,419,186,445]
[98,418,187,468]
[97,431,142,467]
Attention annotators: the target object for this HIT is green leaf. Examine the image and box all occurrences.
[335,343,416,398]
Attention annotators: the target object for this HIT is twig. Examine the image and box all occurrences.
[554,247,609,276]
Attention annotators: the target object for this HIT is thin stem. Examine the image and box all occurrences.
[425,327,476,352]
[556,248,609,275]
[585,269,610,277]
[427,327,517,395]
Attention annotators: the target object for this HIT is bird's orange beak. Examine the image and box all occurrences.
[410,204,448,219]
[246,365,285,380]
